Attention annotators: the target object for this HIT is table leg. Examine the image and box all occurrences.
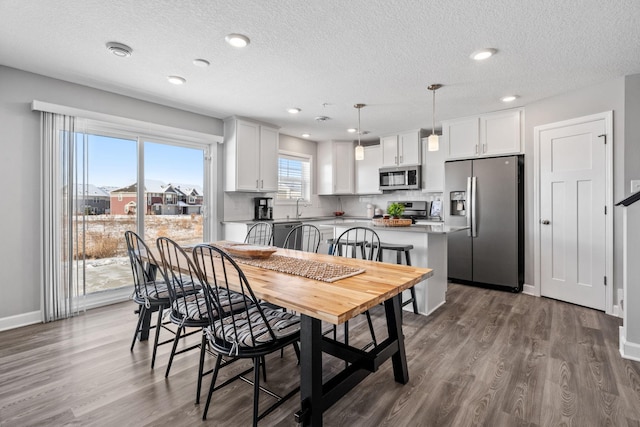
[384,295,409,384]
[299,314,323,426]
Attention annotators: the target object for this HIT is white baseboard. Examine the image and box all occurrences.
[619,326,640,362]
[612,304,623,318]
[0,310,41,332]
[522,283,536,296]
[421,299,446,317]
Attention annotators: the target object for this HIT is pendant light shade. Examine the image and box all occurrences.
[354,103,366,161]
[427,84,442,152]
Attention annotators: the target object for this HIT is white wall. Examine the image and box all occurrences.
[523,76,631,306]
[0,66,223,323]
[622,74,640,348]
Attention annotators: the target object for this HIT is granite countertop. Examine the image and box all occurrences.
[221,216,370,225]
[323,221,468,235]
[221,217,464,234]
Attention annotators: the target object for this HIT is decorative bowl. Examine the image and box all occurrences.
[334,211,345,216]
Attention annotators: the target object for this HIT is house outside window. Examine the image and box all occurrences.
[277,152,311,201]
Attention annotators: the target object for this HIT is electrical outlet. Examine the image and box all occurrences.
[631,180,640,194]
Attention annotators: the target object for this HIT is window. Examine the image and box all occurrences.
[277,152,311,201]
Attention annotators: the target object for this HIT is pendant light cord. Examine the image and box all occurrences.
[432,88,436,135]
[358,107,361,146]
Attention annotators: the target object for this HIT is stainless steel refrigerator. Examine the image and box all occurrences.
[445,155,524,291]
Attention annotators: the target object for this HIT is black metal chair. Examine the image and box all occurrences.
[125,231,176,369]
[156,237,253,403]
[244,222,273,246]
[283,223,321,253]
[370,242,419,314]
[192,244,301,425]
[331,226,381,350]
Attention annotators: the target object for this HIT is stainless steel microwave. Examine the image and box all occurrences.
[379,165,421,190]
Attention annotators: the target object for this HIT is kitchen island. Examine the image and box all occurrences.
[222,217,466,316]
[325,221,467,316]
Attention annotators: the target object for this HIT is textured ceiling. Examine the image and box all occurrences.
[1,0,639,142]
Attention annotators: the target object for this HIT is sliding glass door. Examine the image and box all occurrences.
[72,126,210,300]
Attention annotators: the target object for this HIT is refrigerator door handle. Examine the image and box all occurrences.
[466,177,472,236]
[471,176,477,238]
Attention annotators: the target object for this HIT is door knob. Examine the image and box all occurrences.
[541,219,550,225]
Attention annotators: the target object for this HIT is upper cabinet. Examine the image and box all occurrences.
[224,118,279,192]
[443,109,523,160]
[317,140,355,195]
[380,129,423,167]
[356,145,382,194]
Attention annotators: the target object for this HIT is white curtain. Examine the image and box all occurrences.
[41,112,87,321]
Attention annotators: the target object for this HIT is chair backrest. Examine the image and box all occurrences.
[192,244,277,353]
[332,226,381,261]
[244,222,273,246]
[156,237,205,317]
[283,224,321,253]
[124,230,165,301]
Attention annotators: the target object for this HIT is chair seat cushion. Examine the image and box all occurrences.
[136,281,171,300]
[174,289,250,321]
[211,306,300,348]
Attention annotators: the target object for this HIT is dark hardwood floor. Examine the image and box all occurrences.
[1,284,639,426]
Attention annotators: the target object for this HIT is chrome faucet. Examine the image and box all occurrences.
[296,198,305,219]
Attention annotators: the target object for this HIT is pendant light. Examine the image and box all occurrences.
[354,103,366,161]
[427,84,442,152]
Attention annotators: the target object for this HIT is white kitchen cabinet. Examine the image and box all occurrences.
[356,145,382,194]
[443,116,480,159]
[479,109,523,156]
[421,137,446,192]
[443,109,522,160]
[317,140,355,195]
[380,129,423,167]
[224,117,279,192]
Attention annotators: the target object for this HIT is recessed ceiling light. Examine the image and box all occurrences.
[302,133,310,138]
[287,108,301,114]
[470,48,497,61]
[193,59,210,67]
[225,33,250,48]
[347,128,357,133]
[167,75,186,85]
[501,95,518,102]
[106,41,132,58]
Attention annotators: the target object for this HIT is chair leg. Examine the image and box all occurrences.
[165,324,184,377]
[365,310,377,347]
[293,341,300,365]
[253,357,261,427]
[410,286,419,314]
[195,331,207,403]
[260,356,267,382]
[151,306,164,369]
[202,353,223,420]
[130,305,145,351]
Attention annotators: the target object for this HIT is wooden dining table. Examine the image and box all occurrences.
[148,242,433,426]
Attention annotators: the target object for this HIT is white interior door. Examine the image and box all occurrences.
[539,117,607,310]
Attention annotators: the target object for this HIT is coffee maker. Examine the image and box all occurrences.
[254,197,273,220]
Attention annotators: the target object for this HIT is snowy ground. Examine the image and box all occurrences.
[80,214,203,293]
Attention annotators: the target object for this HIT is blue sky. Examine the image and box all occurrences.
[83,135,203,188]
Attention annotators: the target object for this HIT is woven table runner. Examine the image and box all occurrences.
[233,254,365,283]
